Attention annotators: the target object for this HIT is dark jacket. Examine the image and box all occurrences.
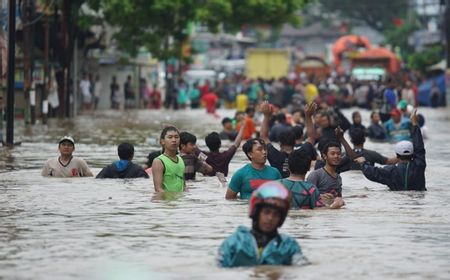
[367,123,387,141]
[96,160,149,179]
[361,126,426,191]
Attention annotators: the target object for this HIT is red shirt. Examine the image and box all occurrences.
[202,92,218,113]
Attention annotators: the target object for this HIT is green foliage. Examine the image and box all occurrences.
[318,0,409,32]
[85,0,308,62]
[407,45,444,73]
[383,19,420,59]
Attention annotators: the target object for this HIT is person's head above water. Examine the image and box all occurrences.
[205,132,221,152]
[118,142,134,161]
[159,126,180,153]
[249,181,290,233]
[179,131,197,154]
[242,138,267,163]
[395,140,414,161]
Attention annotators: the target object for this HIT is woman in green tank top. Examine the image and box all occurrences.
[152,126,185,192]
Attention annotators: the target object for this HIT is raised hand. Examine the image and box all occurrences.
[410,109,418,126]
[304,102,317,118]
[335,126,344,140]
[260,100,273,116]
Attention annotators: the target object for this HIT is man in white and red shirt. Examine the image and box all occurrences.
[42,136,93,177]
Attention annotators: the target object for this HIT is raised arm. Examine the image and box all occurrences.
[336,126,357,160]
[304,102,318,144]
[152,158,165,192]
[233,119,246,148]
[259,101,273,143]
[410,109,426,167]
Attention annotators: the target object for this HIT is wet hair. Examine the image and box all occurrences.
[318,110,331,122]
[288,149,311,175]
[279,131,296,147]
[276,113,286,123]
[370,111,379,119]
[350,128,366,146]
[235,111,244,117]
[205,132,221,152]
[180,131,197,146]
[146,150,162,167]
[118,142,134,160]
[245,107,255,114]
[320,141,341,158]
[397,154,413,161]
[160,126,179,140]
[242,138,266,161]
[352,111,361,122]
[291,125,304,140]
[221,117,232,126]
[291,109,302,116]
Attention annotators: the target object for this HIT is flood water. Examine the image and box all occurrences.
[1,107,450,280]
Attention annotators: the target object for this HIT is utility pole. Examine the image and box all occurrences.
[42,10,49,124]
[445,0,450,106]
[22,0,33,125]
[6,0,16,146]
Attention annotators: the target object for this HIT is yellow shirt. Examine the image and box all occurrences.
[236,93,248,112]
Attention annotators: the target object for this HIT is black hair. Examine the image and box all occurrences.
[245,107,255,114]
[397,154,413,161]
[146,150,162,167]
[370,111,379,119]
[179,131,197,146]
[352,111,361,121]
[118,142,134,160]
[235,111,244,117]
[160,126,179,140]
[288,149,311,175]
[291,125,304,140]
[242,138,266,161]
[205,132,221,152]
[291,109,302,116]
[320,141,341,158]
[279,131,296,147]
[318,110,331,122]
[350,128,365,146]
[221,117,232,126]
[276,113,286,123]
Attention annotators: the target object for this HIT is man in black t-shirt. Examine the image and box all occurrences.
[260,102,318,178]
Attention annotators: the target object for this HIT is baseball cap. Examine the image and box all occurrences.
[59,136,75,145]
[394,140,413,156]
[390,108,402,116]
[398,100,408,110]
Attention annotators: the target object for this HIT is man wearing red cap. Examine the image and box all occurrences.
[384,108,411,142]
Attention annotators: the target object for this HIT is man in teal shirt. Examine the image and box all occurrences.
[225,138,281,199]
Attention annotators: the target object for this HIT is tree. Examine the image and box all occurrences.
[408,45,444,73]
[318,0,410,33]
[86,0,308,63]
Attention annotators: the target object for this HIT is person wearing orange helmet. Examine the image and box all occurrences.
[218,182,308,267]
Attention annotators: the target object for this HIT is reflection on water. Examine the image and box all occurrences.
[1,108,450,280]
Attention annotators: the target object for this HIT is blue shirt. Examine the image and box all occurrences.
[385,117,411,142]
[218,226,306,267]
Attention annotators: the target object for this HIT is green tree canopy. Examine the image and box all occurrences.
[86,0,308,61]
[318,0,410,33]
